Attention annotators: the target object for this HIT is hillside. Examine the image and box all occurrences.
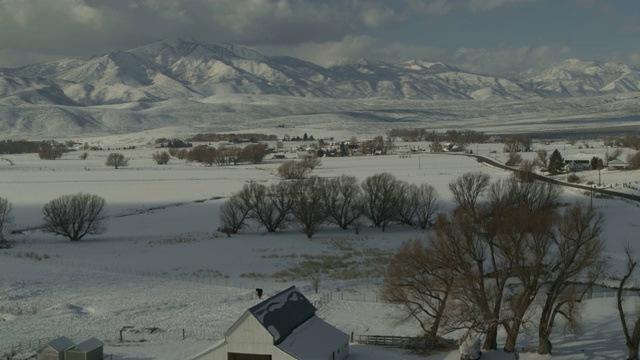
[1,39,640,139]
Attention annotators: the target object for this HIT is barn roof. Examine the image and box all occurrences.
[74,337,103,352]
[249,286,316,345]
[47,336,74,352]
[277,315,348,359]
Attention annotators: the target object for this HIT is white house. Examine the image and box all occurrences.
[192,286,349,360]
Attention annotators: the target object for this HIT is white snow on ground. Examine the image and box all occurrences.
[1,138,640,359]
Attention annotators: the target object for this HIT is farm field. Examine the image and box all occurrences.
[1,136,640,360]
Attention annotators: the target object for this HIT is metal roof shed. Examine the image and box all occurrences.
[37,336,74,360]
[64,337,104,360]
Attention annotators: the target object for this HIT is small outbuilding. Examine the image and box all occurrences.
[608,158,628,170]
[192,286,349,360]
[64,337,104,360]
[37,336,74,360]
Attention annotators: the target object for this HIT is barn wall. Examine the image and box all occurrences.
[36,347,63,360]
[189,341,227,360]
[191,315,292,360]
[226,316,295,360]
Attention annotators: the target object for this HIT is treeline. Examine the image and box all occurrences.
[218,172,442,238]
[184,143,269,166]
[185,133,278,143]
[382,172,609,356]
[0,140,64,155]
[387,128,487,143]
[604,134,640,150]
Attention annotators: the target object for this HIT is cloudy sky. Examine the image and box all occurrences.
[0,0,638,74]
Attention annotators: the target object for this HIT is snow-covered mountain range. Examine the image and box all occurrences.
[1,39,639,139]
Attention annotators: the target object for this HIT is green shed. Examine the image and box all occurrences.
[64,337,103,360]
[36,336,74,360]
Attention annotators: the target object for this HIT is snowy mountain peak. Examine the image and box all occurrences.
[2,39,640,138]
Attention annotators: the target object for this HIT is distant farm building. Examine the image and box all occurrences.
[64,338,103,360]
[37,336,74,360]
[192,286,349,360]
[608,158,628,170]
[36,337,103,360]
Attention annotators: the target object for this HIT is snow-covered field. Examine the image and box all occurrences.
[1,137,640,359]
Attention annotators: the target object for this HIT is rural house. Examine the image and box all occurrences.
[192,286,349,360]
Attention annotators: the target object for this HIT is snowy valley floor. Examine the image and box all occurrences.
[1,139,640,359]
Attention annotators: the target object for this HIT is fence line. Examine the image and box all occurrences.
[352,334,458,351]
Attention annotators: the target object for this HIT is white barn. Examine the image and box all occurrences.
[192,286,349,360]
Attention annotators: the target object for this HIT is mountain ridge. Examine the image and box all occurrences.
[1,39,640,139]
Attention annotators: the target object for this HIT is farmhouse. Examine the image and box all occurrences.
[192,286,349,360]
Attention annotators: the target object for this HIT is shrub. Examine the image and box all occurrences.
[152,151,170,165]
[277,160,311,179]
[567,173,580,183]
[505,151,522,166]
[38,146,64,160]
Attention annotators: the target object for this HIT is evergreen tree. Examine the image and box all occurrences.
[548,149,565,174]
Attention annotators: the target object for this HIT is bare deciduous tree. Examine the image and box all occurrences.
[448,172,490,218]
[38,145,65,160]
[505,151,522,166]
[396,182,419,226]
[106,153,129,169]
[434,209,508,350]
[516,160,536,182]
[361,173,403,231]
[537,203,607,355]
[0,197,13,244]
[241,143,268,164]
[383,237,458,339]
[219,193,253,235]
[617,244,640,360]
[42,193,107,241]
[301,154,322,170]
[414,183,441,229]
[248,182,294,232]
[607,148,623,163]
[320,175,362,230]
[496,205,556,352]
[628,151,640,170]
[535,149,548,170]
[289,177,328,238]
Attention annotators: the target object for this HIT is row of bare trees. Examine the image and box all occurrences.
[383,173,608,355]
[219,173,442,238]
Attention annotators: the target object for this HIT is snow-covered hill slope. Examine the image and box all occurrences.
[1,39,640,139]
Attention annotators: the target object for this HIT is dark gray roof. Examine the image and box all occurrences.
[47,336,74,352]
[74,337,103,352]
[249,286,316,345]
